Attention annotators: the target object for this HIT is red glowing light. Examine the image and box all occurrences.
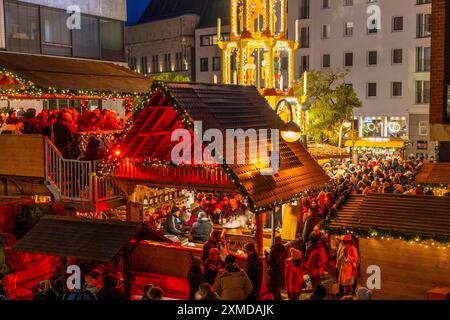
[114,150,121,156]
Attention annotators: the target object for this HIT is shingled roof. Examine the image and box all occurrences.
[415,163,450,185]
[13,216,144,261]
[328,193,450,240]
[138,0,208,24]
[114,82,329,209]
[0,52,151,94]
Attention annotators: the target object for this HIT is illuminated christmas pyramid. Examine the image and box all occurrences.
[218,0,305,130]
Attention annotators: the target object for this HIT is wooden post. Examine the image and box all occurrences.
[61,257,68,295]
[122,248,131,300]
[256,212,269,298]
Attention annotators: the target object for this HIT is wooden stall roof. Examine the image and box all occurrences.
[415,163,450,185]
[329,193,450,238]
[0,52,151,94]
[12,215,167,261]
[115,82,329,208]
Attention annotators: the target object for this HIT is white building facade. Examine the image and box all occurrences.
[290,0,433,156]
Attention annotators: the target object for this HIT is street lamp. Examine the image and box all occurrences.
[275,99,302,143]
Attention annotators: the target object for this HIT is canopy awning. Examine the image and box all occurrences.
[0,52,151,98]
[12,215,169,261]
[344,139,405,149]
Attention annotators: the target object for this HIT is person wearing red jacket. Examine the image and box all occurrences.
[285,248,305,300]
[305,236,327,291]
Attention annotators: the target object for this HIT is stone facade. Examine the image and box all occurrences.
[125,15,199,80]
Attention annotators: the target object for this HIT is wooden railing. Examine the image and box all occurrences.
[44,138,122,204]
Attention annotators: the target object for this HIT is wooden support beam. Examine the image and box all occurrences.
[122,248,131,300]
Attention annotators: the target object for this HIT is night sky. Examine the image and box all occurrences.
[126,0,151,26]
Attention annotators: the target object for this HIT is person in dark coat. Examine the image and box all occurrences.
[21,108,40,134]
[302,205,322,247]
[191,212,213,243]
[164,206,186,237]
[202,231,226,262]
[187,256,206,300]
[266,236,287,300]
[203,248,225,285]
[52,112,73,152]
[62,133,82,160]
[96,273,125,301]
[244,242,263,300]
[83,136,104,161]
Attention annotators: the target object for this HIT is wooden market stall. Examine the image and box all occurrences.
[12,215,168,300]
[98,81,330,295]
[327,193,450,300]
[0,51,152,212]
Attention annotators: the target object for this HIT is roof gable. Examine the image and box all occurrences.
[113,82,329,209]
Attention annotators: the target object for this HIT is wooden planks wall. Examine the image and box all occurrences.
[359,238,450,300]
[0,135,45,178]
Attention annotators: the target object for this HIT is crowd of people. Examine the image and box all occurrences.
[182,231,371,301]
[323,152,433,196]
[0,107,124,134]
[161,193,250,241]
[0,107,126,160]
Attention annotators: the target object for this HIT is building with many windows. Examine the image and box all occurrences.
[125,0,211,81]
[0,0,127,112]
[291,0,433,156]
[194,0,230,84]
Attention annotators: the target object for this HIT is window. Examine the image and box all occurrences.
[40,8,71,56]
[299,0,310,19]
[392,82,402,97]
[417,14,431,38]
[416,47,431,72]
[140,56,148,74]
[176,52,183,71]
[367,83,377,97]
[200,34,227,46]
[344,22,354,37]
[200,57,208,72]
[362,116,384,138]
[368,51,377,66]
[129,57,137,71]
[5,1,41,54]
[164,54,171,72]
[300,55,310,73]
[100,19,124,61]
[344,0,353,6]
[212,57,221,71]
[344,52,353,67]
[322,0,330,9]
[73,15,100,59]
[322,24,330,39]
[152,55,159,73]
[418,121,429,136]
[392,49,403,64]
[322,54,331,68]
[300,27,310,48]
[416,80,430,103]
[417,0,431,4]
[393,16,403,32]
[200,35,213,46]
